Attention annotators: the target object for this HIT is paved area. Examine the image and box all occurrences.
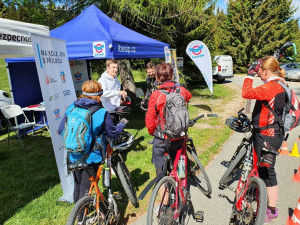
[132,76,300,225]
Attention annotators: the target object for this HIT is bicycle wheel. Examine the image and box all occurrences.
[219,146,247,188]
[147,176,182,225]
[187,147,212,196]
[66,196,107,225]
[231,177,267,225]
[114,157,139,207]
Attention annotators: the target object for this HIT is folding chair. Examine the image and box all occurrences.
[1,104,36,147]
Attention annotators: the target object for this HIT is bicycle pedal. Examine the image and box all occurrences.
[194,211,204,222]
[113,192,122,200]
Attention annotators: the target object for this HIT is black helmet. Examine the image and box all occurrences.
[114,105,131,115]
[225,116,251,133]
[140,99,148,112]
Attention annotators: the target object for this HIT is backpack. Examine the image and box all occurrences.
[154,85,189,139]
[62,105,101,153]
[264,80,300,132]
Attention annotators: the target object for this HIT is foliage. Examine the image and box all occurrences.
[225,0,299,72]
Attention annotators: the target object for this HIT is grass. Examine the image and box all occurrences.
[0,59,236,224]
[0,59,10,93]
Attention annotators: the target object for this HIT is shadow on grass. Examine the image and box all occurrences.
[0,134,60,224]
[110,168,150,224]
[191,104,212,112]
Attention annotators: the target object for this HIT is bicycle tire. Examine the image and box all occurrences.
[66,196,107,225]
[147,176,182,225]
[231,177,267,225]
[187,147,212,196]
[219,147,247,188]
[115,158,139,207]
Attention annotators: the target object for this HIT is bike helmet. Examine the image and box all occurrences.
[114,105,131,115]
[140,99,148,112]
[121,96,132,106]
[111,131,134,151]
[225,116,251,133]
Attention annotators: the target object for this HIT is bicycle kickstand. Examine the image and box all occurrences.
[194,210,204,222]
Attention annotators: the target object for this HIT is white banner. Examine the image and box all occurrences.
[70,60,89,97]
[186,40,213,94]
[32,34,77,203]
[0,18,49,58]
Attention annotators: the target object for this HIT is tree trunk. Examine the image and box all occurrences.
[118,60,136,101]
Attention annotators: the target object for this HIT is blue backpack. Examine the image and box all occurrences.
[62,105,101,153]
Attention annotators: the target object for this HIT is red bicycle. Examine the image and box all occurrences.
[139,114,212,225]
[219,108,268,225]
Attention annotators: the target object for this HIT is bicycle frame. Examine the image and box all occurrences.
[164,136,189,220]
[235,137,259,211]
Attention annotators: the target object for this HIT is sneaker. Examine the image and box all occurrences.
[264,208,278,224]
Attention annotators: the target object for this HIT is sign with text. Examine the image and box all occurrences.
[70,60,89,97]
[177,57,184,68]
[32,34,77,203]
[186,40,213,94]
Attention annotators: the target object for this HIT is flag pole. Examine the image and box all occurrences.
[207,92,218,117]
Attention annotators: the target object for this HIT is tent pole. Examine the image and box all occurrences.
[5,63,18,126]
[207,93,218,117]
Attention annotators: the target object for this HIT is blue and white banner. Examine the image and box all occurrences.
[186,40,213,94]
[70,60,89,97]
[32,34,77,203]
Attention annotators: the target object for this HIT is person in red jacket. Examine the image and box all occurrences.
[145,63,192,176]
[242,56,287,224]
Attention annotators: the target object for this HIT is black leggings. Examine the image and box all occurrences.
[73,163,100,203]
[253,133,284,187]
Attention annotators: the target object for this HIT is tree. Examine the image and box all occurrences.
[226,0,299,72]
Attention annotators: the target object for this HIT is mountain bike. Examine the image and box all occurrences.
[139,114,212,225]
[219,108,268,225]
[66,135,138,225]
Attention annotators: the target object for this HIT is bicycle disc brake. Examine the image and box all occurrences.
[236,203,254,225]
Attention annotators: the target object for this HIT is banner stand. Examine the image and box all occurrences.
[207,93,218,117]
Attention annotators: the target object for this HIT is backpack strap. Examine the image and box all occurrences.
[86,104,103,152]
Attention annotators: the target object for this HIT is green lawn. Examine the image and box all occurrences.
[0,59,235,224]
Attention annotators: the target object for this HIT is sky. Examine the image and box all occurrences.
[216,0,300,21]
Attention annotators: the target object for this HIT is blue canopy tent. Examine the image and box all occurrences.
[4,4,168,131]
[5,4,169,109]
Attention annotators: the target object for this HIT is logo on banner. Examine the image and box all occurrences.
[63,90,71,96]
[189,45,204,58]
[49,93,60,101]
[93,41,106,58]
[53,108,61,120]
[45,75,57,84]
[60,71,66,83]
[73,72,82,82]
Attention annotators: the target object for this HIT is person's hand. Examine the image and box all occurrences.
[120,118,129,125]
[118,90,127,99]
[247,59,262,77]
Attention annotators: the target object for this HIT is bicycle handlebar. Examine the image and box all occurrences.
[189,114,204,127]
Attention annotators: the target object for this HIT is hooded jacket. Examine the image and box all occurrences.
[98,70,121,112]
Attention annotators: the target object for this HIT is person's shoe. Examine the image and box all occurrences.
[264,208,278,224]
[148,138,154,144]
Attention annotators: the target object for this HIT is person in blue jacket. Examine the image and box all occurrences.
[58,80,128,203]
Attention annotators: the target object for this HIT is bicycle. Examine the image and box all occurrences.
[66,130,138,225]
[139,114,212,225]
[219,108,269,225]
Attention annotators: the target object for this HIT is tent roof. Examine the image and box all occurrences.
[6,4,168,63]
[50,4,168,59]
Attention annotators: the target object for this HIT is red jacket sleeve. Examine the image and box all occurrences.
[242,77,281,101]
[145,91,161,135]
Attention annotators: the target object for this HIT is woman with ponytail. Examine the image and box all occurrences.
[242,56,287,224]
